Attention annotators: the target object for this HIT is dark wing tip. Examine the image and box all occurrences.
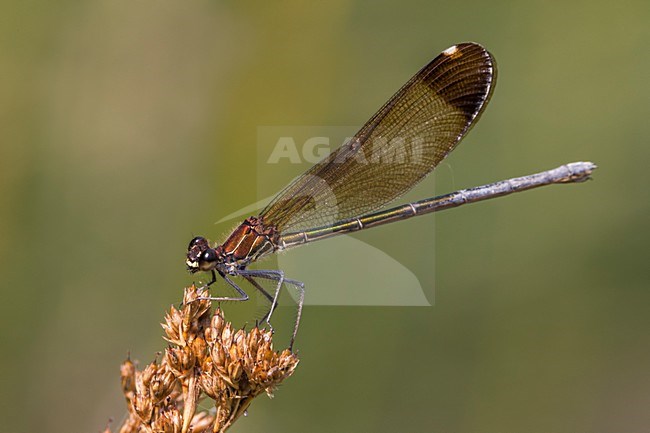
[423,42,497,123]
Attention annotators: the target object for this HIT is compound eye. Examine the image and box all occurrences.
[201,249,217,264]
[188,236,206,250]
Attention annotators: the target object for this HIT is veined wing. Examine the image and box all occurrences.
[260,43,496,233]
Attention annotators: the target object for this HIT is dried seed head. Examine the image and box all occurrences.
[108,285,299,433]
[132,392,154,423]
[120,357,136,402]
[140,361,158,386]
[151,406,182,433]
[150,369,177,402]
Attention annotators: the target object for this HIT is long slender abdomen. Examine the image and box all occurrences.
[278,162,596,250]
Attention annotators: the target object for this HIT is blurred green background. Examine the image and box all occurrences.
[1,1,649,432]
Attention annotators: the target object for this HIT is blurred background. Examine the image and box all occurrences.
[1,1,649,432]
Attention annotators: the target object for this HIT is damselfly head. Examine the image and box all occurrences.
[186,236,218,272]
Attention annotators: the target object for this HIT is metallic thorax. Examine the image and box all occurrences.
[186,217,279,276]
